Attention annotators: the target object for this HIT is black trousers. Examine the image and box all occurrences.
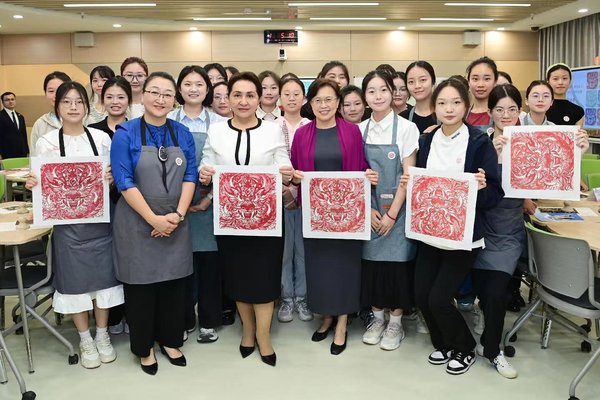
[124,277,186,358]
[415,243,477,353]
[473,269,512,360]
[184,251,222,330]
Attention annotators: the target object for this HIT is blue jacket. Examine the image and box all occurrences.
[416,124,504,242]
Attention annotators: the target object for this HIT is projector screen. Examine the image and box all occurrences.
[566,66,600,129]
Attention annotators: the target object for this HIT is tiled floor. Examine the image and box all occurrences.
[2,303,600,400]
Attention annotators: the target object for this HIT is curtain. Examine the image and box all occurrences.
[539,13,600,78]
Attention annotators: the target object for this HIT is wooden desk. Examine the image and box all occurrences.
[534,199,600,252]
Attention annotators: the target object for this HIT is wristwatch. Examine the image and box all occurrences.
[175,210,184,222]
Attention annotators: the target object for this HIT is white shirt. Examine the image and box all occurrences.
[359,111,419,160]
[35,127,111,158]
[168,107,225,133]
[426,124,483,250]
[256,106,282,121]
[201,119,290,168]
[127,103,145,119]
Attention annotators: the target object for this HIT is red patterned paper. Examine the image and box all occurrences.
[410,175,468,241]
[40,162,105,221]
[218,172,277,231]
[309,177,366,233]
[510,130,575,191]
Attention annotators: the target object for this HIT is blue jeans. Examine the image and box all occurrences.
[281,208,306,299]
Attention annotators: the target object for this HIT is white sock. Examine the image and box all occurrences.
[78,329,92,342]
[389,314,402,325]
[96,326,108,338]
[373,310,385,321]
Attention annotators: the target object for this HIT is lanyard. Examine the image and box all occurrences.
[59,127,99,157]
[140,117,178,192]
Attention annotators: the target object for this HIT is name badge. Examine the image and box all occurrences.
[380,194,394,199]
[563,116,570,122]
[175,157,183,166]
[387,151,396,160]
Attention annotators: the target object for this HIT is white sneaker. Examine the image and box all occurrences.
[473,305,485,335]
[277,299,294,322]
[362,318,386,345]
[295,298,314,321]
[95,333,117,364]
[79,338,101,369]
[492,352,518,379]
[416,312,429,334]
[108,321,124,335]
[197,327,219,343]
[446,351,476,375]
[380,321,405,351]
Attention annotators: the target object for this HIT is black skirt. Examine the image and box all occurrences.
[217,235,283,304]
[360,259,415,310]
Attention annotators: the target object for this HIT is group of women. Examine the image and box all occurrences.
[23,56,590,379]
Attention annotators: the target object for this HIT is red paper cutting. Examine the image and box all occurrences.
[510,130,575,191]
[40,162,105,221]
[309,178,366,233]
[218,172,277,230]
[410,175,468,241]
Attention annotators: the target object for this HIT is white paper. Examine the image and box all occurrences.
[301,171,371,240]
[406,166,478,251]
[31,156,110,226]
[502,125,580,200]
[573,207,597,216]
[212,165,282,237]
[0,222,16,232]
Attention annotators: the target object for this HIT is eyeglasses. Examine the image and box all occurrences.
[59,99,84,107]
[123,73,147,82]
[311,97,336,106]
[492,106,520,116]
[214,95,229,102]
[144,90,175,101]
[529,93,552,101]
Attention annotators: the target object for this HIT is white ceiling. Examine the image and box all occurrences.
[0,0,596,34]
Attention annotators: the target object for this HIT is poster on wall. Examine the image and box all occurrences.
[213,165,282,237]
[31,156,110,226]
[501,125,580,200]
[406,167,478,250]
[301,171,371,240]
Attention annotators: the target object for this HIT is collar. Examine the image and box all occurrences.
[435,123,468,142]
[369,110,394,131]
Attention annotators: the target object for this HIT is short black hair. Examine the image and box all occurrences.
[488,84,522,110]
[43,71,71,92]
[466,56,498,81]
[339,85,365,104]
[101,76,132,106]
[175,65,213,107]
[258,70,281,89]
[90,65,115,84]
[318,61,350,83]
[204,63,228,83]
[307,78,341,103]
[1,92,16,101]
[227,71,262,98]
[120,57,148,76]
[525,80,554,99]
[280,76,306,96]
[143,71,177,92]
[431,78,471,120]
[362,70,395,96]
[54,81,90,118]
[405,61,436,85]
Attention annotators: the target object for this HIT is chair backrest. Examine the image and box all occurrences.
[525,222,594,301]
[582,153,600,160]
[1,157,29,170]
[588,172,600,189]
[581,159,600,186]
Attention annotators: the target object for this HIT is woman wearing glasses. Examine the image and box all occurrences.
[111,72,197,375]
[199,72,293,367]
[211,82,233,119]
[26,81,120,370]
[291,78,378,355]
[121,57,149,119]
[391,72,411,115]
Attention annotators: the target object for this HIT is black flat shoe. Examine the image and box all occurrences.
[330,333,347,355]
[311,326,332,342]
[222,310,236,326]
[159,346,186,367]
[239,345,255,358]
[140,355,158,375]
[260,352,277,367]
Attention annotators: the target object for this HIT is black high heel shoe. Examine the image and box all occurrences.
[260,352,277,367]
[159,346,187,367]
[330,332,347,355]
[311,326,333,342]
[239,344,255,358]
[140,355,158,375]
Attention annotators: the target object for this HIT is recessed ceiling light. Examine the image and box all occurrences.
[497,27,505,30]
[189,27,198,31]
[288,2,379,6]
[295,26,303,30]
[193,17,271,21]
[113,23,122,28]
[397,26,406,30]
[445,2,530,6]
[310,17,386,20]
[64,3,156,7]
[578,8,589,13]
[13,15,24,19]
[420,17,494,21]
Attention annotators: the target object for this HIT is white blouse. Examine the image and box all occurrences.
[359,110,419,160]
[201,119,291,167]
[35,127,112,157]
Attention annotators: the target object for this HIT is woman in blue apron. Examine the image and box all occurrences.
[27,81,122,370]
[169,65,225,344]
[358,71,419,351]
[400,61,437,134]
[111,72,197,375]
